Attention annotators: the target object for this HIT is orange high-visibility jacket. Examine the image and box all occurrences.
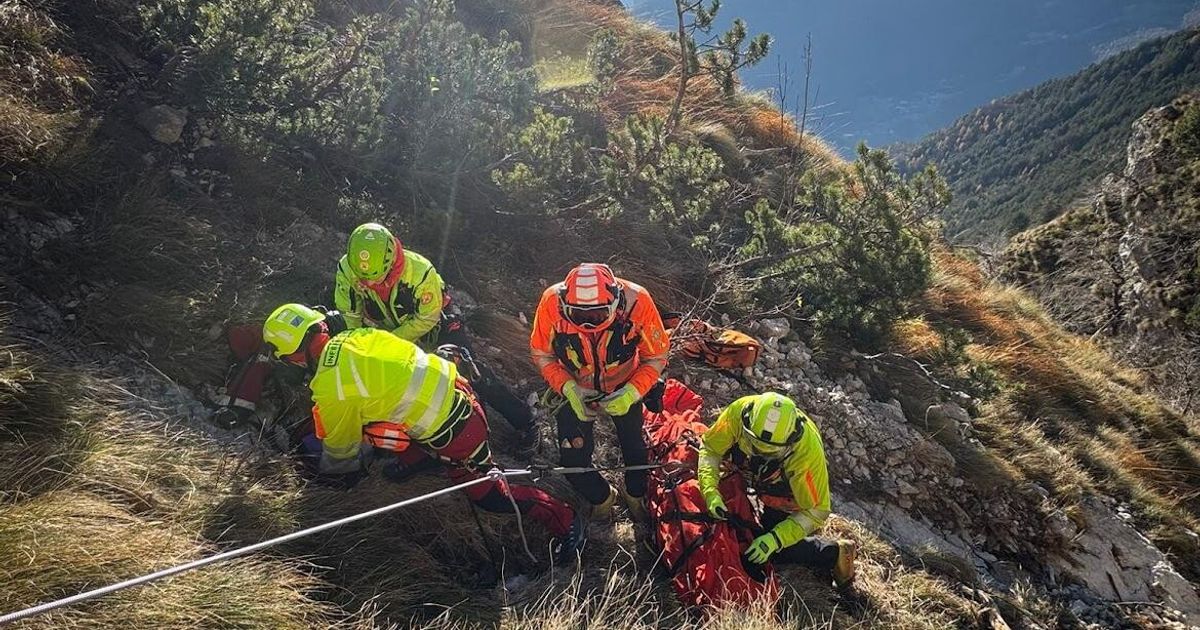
[530,278,669,397]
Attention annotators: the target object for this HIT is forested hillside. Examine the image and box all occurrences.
[894,27,1200,243]
[2,1,1199,628]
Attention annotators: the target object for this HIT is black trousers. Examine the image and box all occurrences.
[760,507,840,570]
[555,401,648,505]
[434,314,533,433]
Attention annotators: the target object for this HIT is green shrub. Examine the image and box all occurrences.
[738,145,947,341]
[141,0,533,192]
[492,108,591,214]
[597,114,729,224]
[1174,101,1200,159]
[587,29,620,85]
[494,111,729,227]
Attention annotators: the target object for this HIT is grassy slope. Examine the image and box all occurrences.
[893,251,1200,579]
[894,28,1200,244]
[0,1,981,627]
[0,0,1196,628]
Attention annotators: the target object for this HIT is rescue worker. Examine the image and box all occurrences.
[262,303,585,563]
[212,223,532,438]
[697,392,856,586]
[333,223,533,437]
[530,263,669,517]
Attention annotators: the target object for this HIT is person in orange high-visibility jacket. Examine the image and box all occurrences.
[530,263,669,515]
[262,303,586,564]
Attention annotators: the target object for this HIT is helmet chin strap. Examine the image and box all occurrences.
[362,243,405,291]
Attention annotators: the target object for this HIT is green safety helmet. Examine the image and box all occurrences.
[263,303,326,358]
[741,392,804,456]
[347,223,402,282]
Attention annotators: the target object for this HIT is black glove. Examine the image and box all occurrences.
[313,306,349,336]
[210,406,253,429]
[643,379,666,414]
[435,344,482,380]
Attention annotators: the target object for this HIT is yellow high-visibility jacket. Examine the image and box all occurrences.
[333,248,444,342]
[309,328,459,473]
[697,395,831,549]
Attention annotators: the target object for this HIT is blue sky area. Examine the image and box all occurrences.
[626,0,1200,154]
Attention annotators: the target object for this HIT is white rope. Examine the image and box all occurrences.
[488,468,538,563]
[0,462,657,625]
[0,472,529,626]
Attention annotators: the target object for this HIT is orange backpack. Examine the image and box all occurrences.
[664,314,763,370]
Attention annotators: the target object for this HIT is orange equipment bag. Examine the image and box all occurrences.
[644,379,780,612]
[663,313,763,370]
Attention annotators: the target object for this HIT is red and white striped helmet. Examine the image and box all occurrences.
[558,263,620,331]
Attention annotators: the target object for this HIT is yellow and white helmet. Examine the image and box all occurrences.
[741,392,805,456]
[262,303,326,358]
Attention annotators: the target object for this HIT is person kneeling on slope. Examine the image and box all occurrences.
[213,224,532,442]
[334,223,533,439]
[530,263,669,519]
[262,303,585,564]
[697,392,856,586]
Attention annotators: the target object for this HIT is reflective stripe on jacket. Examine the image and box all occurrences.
[696,394,831,549]
[310,328,458,473]
[529,278,669,397]
[333,248,444,342]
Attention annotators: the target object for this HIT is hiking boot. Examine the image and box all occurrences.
[590,484,619,520]
[553,511,588,565]
[381,457,442,484]
[620,485,648,523]
[833,539,858,587]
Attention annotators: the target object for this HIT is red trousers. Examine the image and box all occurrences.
[370,385,574,538]
[222,324,270,409]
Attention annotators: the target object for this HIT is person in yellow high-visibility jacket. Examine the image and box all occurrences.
[697,392,856,586]
[262,303,585,563]
[332,222,533,437]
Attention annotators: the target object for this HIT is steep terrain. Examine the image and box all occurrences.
[1001,94,1200,418]
[2,1,1199,629]
[894,27,1200,244]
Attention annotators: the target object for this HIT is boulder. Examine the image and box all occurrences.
[757,317,790,341]
[137,105,188,144]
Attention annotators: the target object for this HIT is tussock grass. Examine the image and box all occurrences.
[899,251,1200,576]
[0,0,90,164]
[0,491,340,630]
[0,323,353,628]
[516,0,843,170]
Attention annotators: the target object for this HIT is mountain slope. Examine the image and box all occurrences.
[1,0,1199,628]
[895,27,1200,244]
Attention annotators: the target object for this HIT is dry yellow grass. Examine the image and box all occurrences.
[0,322,357,628]
[897,250,1200,574]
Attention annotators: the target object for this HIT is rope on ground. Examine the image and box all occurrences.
[0,462,658,626]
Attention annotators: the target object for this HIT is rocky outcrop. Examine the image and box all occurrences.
[684,322,1200,624]
[1001,94,1200,410]
[1048,497,1200,616]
